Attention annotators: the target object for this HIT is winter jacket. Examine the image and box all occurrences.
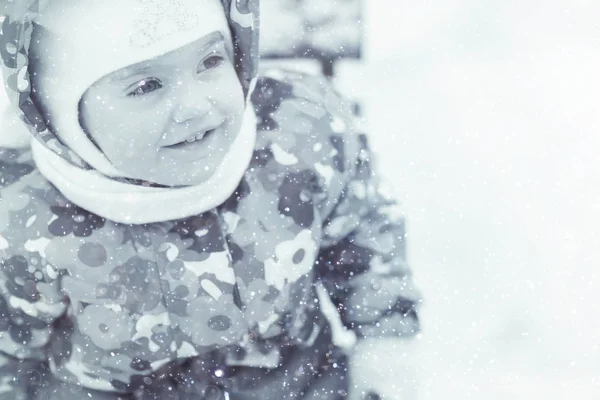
[0,1,420,398]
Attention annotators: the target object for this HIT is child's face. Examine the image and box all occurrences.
[79,31,244,186]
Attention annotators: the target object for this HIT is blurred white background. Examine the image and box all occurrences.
[337,0,600,398]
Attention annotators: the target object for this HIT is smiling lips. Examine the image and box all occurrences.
[165,128,217,148]
[160,121,233,163]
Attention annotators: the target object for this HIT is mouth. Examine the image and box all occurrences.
[164,128,217,149]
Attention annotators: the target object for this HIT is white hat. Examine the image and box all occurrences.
[31,0,233,177]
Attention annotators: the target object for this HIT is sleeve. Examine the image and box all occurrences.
[315,132,422,340]
[0,243,68,398]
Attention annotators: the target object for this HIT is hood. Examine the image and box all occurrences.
[0,0,259,174]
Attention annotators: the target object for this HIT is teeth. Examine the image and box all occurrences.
[183,131,208,144]
[171,130,214,147]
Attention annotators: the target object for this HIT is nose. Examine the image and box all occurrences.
[171,82,213,124]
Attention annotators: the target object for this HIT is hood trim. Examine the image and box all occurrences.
[31,105,257,224]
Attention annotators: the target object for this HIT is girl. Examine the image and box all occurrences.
[0,0,420,398]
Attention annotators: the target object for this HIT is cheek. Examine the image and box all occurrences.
[216,69,245,112]
[84,99,169,156]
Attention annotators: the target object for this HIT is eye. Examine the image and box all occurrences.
[128,78,163,97]
[198,54,225,72]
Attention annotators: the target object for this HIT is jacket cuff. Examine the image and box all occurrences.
[337,274,422,339]
[347,307,420,339]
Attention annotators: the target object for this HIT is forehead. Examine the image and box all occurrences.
[102,31,227,83]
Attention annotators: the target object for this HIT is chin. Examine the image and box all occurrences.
[121,158,219,187]
[156,169,216,187]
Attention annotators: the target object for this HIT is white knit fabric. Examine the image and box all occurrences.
[31,105,256,224]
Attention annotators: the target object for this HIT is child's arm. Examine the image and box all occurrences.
[0,252,68,398]
[257,69,421,339]
[315,132,421,340]
[0,256,66,399]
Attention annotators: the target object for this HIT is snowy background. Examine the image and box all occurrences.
[333,0,600,398]
[260,0,361,58]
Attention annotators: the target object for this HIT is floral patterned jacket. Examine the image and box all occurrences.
[0,70,421,396]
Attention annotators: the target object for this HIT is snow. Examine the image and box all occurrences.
[1,1,598,397]
[333,0,600,398]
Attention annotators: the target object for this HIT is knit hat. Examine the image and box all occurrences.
[0,0,259,176]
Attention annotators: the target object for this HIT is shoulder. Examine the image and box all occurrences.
[250,69,365,218]
[0,148,49,239]
[0,148,112,263]
[0,148,66,309]
[252,69,358,131]
[0,148,57,258]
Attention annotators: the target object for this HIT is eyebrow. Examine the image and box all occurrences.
[109,31,226,83]
[197,31,226,53]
